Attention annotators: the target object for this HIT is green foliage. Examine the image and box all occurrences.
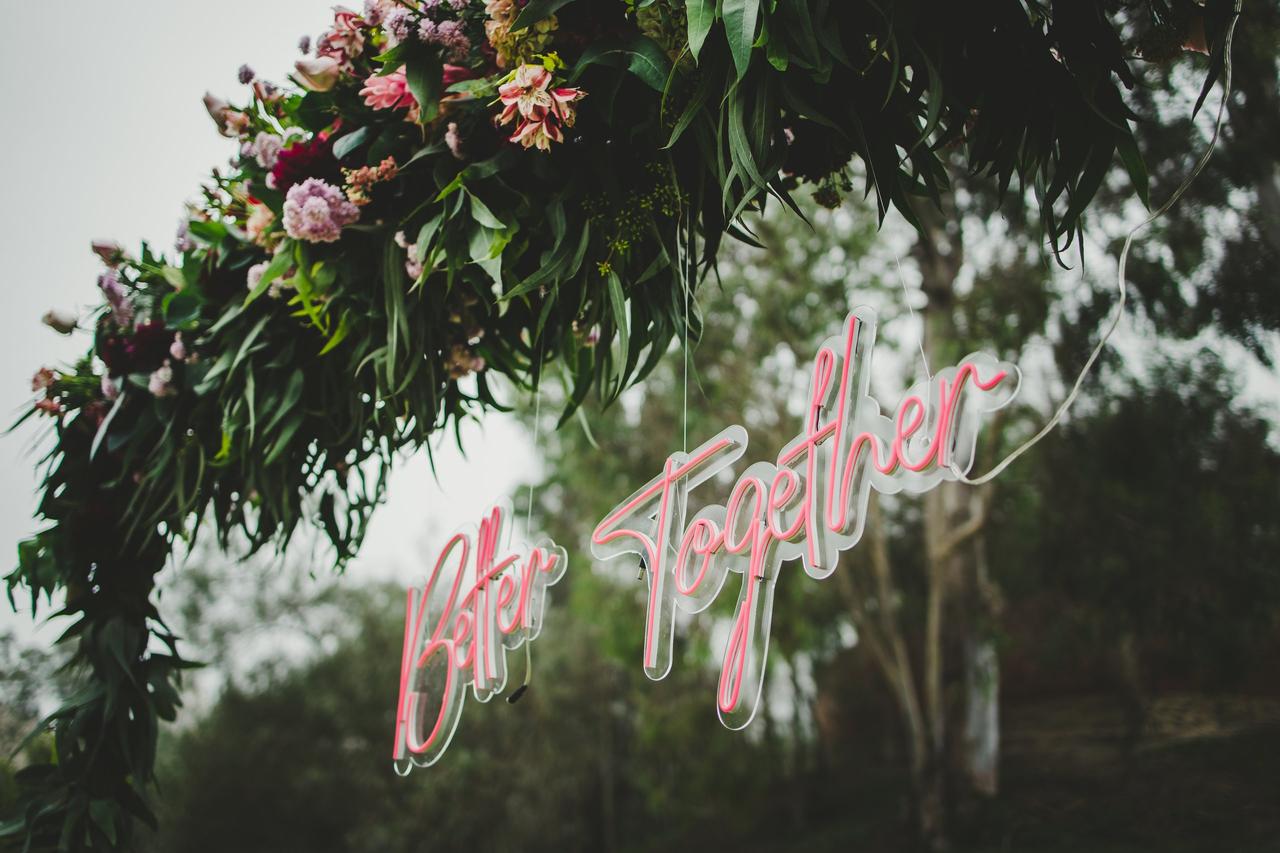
[4,0,1250,847]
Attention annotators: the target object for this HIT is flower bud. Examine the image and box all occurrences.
[295,56,342,92]
[91,239,125,266]
[203,92,234,134]
[42,308,78,335]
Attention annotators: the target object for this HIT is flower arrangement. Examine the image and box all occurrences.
[8,0,1230,847]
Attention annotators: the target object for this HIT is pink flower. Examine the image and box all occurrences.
[509,116,563,151]
[34,398,63,417]
[445,121,464,159]
[247,261,270,292]
[498,65,554,123]
[251,132,285,169]
[91,240,125,266]
[169,333,188,362]
[148,362,175,398]
[318,8,366,62]
[31,367,56,392]
[550,86,586,127]
[101,373,119,401]
[282,178,360,243]
[495,64,585,151]
[295,56,343,92]
[360,68,417,111]
[246,203,275,245]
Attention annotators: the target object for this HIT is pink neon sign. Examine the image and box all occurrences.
[392,501,567,772]
[591,306,1020,730]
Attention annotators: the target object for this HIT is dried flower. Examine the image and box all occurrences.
[42,309,78,335]
[485,0,556,68]
[342,156,398,206]
[283,178,360,243]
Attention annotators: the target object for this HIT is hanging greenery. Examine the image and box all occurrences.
[4,0,1235,848]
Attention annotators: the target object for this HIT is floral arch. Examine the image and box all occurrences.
[7,0,1232,847]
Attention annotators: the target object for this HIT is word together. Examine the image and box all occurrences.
[591,306,1020,730]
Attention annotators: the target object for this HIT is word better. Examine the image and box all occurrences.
[393,502,567,770]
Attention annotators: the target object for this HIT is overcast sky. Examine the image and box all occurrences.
[0,1,537,645]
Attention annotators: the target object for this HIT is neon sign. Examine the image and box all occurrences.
[591,306,1020,730]
[392,501,567,771]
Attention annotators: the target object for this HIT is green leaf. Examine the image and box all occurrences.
[468,192,506,230]
[606,270,629,392]
[332,126,373,160]
[722,0,761,79]
[405,49,443,124]
[686,0,715,61]
[511,0,575,32]
[1116,128,1149,209]
[162,290,203,329]
[574,37,673,92]
[243,244,293,306]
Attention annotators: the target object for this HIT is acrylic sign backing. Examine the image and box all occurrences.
[392,501,567,772]
[591,306,1020,730]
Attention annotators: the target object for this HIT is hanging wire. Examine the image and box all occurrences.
[510,337,546,704]
[955,5,1240,486]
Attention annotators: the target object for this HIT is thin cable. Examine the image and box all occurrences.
[956,10,1240,486]
[892,248,933,381]
[511,341,545,703]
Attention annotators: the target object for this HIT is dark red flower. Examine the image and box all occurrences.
[98,321,175,376]
[270,136,342,193]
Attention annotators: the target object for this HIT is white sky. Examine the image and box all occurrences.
[0,1,536,645]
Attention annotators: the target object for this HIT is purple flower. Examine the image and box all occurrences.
[238,64,256,84]
[298,34,312,54]
[251,131,285,169]
[175,220,195,253]
[384,8,412,43]
[97,269,134,327]
[246,261,270,292]
[418,18,470,62]
[282,178,360,243]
